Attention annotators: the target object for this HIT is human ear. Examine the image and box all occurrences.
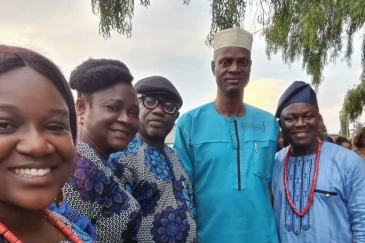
[211,60,216,76]
[76,98,86,117]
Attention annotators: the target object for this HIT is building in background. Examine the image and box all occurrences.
[339,109,350,138]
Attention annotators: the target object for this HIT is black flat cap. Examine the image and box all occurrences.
[275,81,318,118]
[134,76,183,105]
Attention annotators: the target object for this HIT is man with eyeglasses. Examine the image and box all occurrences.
[110,76,197,243]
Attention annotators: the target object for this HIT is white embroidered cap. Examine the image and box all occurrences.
[213,28,253,52]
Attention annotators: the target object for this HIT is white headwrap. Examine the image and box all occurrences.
[213,28,253,52]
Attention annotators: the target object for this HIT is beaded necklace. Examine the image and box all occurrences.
[0,209,83,243]
[284,139,323,217]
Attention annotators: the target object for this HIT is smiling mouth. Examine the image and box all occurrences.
[13,168,52,177]
[112,129,128,135]
[226,78,241,82]
[294,132,310,137]
[111,129,130,139]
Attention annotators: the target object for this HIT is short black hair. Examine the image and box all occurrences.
[0,45,77,143]
[335,136,352,146]
[69,58,133,98]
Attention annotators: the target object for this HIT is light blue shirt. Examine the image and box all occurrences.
[273,142,365,243]
[174,102,280,243]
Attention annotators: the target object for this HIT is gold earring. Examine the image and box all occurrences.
[55,190,65,207]
[78,116,84,125]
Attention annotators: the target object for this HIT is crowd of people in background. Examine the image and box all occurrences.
[0,27,364,243]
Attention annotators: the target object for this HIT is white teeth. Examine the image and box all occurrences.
[30,169,37,176]
[37,169,43,176]
[13,168,51,177]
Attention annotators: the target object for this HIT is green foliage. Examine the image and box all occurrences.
[205,0,247,46]
[91,0,191,38]
[91,0,246,44]
[91,0,150,38]
[91,0,365,119]
[262,0,365,90]
[343,82,365,121]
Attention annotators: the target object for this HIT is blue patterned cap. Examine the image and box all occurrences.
[275,81,318,118]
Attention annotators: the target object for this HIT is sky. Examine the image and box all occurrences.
[1,0,364,133]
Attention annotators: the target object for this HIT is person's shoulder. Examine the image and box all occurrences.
[178,102,214,124]
[181,102,213,116]
[323,142,352,155]
[245,103,276,119]
[121,136,144,152]
[49,210,97,242]
[323,142,364,166]
[245,103,279,130]
[276,146,289,161]
[164,144,177,154]
[111,136,144,162]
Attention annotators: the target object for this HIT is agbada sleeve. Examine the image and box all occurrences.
[347,157,365,242]
[270,117,280,183]
[174,114,194,185]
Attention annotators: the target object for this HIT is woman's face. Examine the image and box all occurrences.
[78,83,140,156]
[0,67,74,210]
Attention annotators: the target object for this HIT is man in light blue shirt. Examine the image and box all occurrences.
[174,28,279,243]
[273,81,365,242]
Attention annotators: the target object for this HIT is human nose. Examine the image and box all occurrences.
[116,110,138,125]
[228,62,241,73]
[152,103,165,115]
[294,117,306,127]
[16,126,55,157]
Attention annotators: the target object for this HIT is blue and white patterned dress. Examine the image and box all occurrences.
[109,136,197,243]
[61,141,142,243]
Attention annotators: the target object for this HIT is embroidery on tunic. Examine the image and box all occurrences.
[285,157,314,234]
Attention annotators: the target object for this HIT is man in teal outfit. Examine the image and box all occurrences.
[174,28,280,242]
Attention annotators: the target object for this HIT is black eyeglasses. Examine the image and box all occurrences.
[138,95,180,114]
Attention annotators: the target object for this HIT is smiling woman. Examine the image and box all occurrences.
[0,45,94,243]
[57,58,142,243]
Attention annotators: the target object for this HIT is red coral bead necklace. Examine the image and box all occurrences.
[0,209,83,243]
[284,138,323,217]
